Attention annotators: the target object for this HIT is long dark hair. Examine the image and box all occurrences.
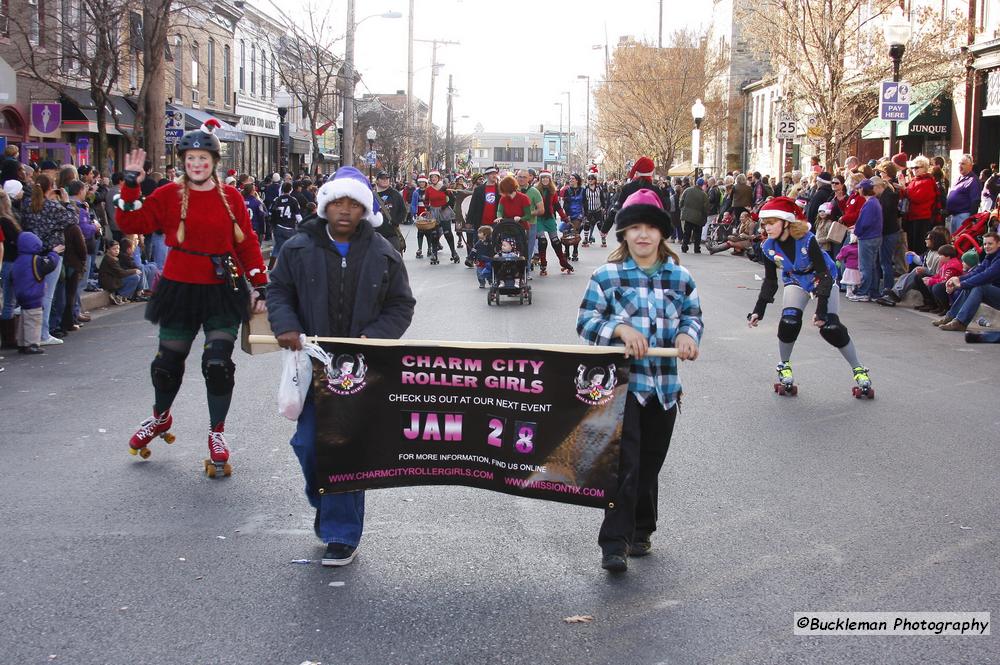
[31,174,55,214]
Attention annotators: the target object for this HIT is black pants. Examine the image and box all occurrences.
[905,218,931,254]
[599,393,678,555]
[682,222,702,250]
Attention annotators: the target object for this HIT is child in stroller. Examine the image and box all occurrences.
[487,219,532,305]
[470,226,494,288]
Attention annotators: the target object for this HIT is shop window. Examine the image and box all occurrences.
[174,36,183,101]
[239,40,245,91]
[223,45,231,102]
[191,41,200,105]
[250,45,256,95]
[207,39,215,101]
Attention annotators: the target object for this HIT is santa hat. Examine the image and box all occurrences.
[429,170,441,178]
[539,170,553,179]
[316,166,382,227]
[628,156,655,180]
[615,188,671,237]
[757,197,805,224]
[416,173,428,183]
[201,118,222,134]
[227,168,238,177]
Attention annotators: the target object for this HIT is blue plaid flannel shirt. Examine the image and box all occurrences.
[576,257,703,409]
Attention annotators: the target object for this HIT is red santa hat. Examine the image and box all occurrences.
[891,152,909,169]
[757,197,805,223]
[200,118,222,134]
[416,173,428,183]
[628,156,655,180]
[227,168,238,177]
[539,170,553,179]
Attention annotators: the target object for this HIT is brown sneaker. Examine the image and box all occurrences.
[938,319,967,332]
[931,316,953,327]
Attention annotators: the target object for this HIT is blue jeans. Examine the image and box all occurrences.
[1,262,15,318]
[290,397,365,546]
[879,232,900,292]
[149,233,170,270]
[75,254,94,317]
[116,273,142,298]
[857,236,881,299]
[41,255,63,338]
[948,212,971,235]
[272,225,296,258]
[948,284,1000,324]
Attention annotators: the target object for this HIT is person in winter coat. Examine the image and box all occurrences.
[605,156,670,238]
[58,199,88,331]
[679,180,708,253]
[847,179,883,302]
[945,154,982,234]
[19,173,77,345]
[806,173,835,226]
[10,231,61,354]
[935,232,1000,331]
[374,171,406,255]
[730,174,754,220]
[562,174,586,257]
[902,156,938,253]
[268,166,415,568]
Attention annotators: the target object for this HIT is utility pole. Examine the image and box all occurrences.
[563,90,571,173]
[446,74,454,173]
[658,0,663,48]
[405,0,414,180]
[415,38,460,172]
[343,0,356,170]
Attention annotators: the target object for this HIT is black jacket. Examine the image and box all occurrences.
[604,178,671,234]
[267,218,415,340]
[806,183,834,226]
[466,181,500,231]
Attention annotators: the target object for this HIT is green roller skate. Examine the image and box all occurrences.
[851,366,874,399]
[773,362,797,396]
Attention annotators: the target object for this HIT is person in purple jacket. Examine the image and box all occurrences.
[11,231,62,354]
[945,155,982,234]
[847,179,883,302]
[935,232,1000,331]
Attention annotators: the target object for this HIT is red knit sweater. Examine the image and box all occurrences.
[119,182,267,286]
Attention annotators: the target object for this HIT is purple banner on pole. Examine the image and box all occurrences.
[31,102,62,136]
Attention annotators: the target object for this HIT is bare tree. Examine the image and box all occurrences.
[594,31,727,177]
[736,0,966,167]
[268,1,344,171]
[9,0,134,168]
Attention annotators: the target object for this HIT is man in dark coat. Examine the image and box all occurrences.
[603,156,671,237]
[268,166,415,569]
[806,172,835,226]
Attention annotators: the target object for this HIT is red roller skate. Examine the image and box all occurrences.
[204,423,232,478]
[129,409,175,459]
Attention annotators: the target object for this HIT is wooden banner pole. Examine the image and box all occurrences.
[246,334,681,358]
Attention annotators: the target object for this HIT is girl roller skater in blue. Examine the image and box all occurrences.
[747,198,874,398]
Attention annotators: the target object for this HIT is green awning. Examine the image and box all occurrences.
[861,85,952,140]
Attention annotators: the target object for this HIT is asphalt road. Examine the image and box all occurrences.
[1,225,996,665]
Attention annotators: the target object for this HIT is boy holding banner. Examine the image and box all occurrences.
[267,166,416,567]
[577,188,703,573]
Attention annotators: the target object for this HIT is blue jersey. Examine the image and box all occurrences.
[563,187,585,219]
[762,231,838,293]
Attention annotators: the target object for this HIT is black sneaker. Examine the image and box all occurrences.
[630,538,652,557]
[322,542,359,567]
[601,552,628,573]
[313,509,321,539]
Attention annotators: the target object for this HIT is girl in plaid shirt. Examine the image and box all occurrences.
[577,188,703,573]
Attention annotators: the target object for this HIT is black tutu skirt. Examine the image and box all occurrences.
[145,277,250,330]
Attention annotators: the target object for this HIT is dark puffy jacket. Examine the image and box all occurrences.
[20,199,77,253]
[11,232,59,309]
[267,218,415,340]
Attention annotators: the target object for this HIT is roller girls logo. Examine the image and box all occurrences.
[574,364,617,406]
[324,353,369,395]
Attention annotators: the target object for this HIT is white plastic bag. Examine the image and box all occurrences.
[277,336,332,420]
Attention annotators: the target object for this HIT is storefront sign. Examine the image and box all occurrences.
[308,341,629,509]
[236,106,279,137]
[31,102,62,137]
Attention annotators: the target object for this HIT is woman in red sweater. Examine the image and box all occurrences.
[117,120,268,476]
[902,156,938,254]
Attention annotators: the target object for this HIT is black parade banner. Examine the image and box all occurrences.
[309,341,630,509]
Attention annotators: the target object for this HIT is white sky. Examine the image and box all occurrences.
[284,0,714,135]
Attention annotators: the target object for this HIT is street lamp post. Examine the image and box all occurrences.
[563,90,571,172]
[366,126,377,182]
[553,101,563,171]
[883,6,912,156]
[691,98,706,178]
[343,4,402,172]
[275,88,293,177]
[577,74,590,168]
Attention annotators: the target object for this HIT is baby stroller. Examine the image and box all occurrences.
[704,211,736,251]
[952,211,991,255]
[487,219,532,306]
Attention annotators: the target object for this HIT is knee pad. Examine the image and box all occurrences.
[537,235,548,252]
[151,346,186,393]
[777,308,803,343]
[819,313,851,348]
[201,339,236,395]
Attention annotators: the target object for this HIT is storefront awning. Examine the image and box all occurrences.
[861,85,952,140]
[168,103,245,142]
[291,137,311,154]
[60,88,136,135]
[316,151,339,162]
